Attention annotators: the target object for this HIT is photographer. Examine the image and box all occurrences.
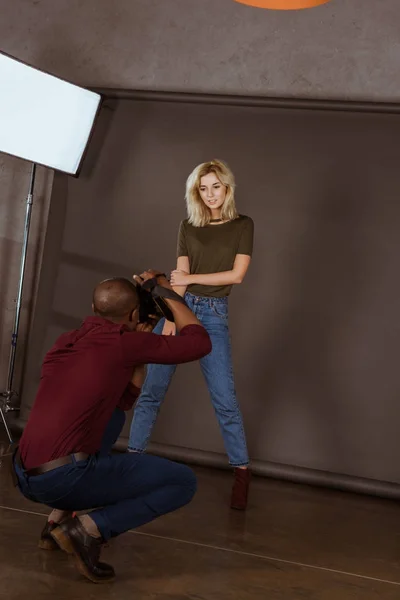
[12,270,211,584]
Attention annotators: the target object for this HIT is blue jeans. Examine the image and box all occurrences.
[14,408,197,541]
[128,293,249,467]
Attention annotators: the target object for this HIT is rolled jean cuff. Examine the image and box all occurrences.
[90,512,111,542]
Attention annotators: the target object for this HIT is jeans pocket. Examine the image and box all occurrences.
[27,460,91,504]
[210,301,228,321]
[184,293,195,311]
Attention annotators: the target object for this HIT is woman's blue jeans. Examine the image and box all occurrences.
[128,293,249,467]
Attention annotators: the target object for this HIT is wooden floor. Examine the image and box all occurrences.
[1,431,400,599]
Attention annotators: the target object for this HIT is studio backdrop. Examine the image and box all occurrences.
[16,94,400,496]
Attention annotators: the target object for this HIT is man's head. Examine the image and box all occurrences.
[92,277,139,327]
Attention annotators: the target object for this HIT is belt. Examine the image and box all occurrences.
[14,448,89,477]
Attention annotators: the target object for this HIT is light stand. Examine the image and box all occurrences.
[0,163,36,443]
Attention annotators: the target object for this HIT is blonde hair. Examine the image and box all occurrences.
[185,159,239,227]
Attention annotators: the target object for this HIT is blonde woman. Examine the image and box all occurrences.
[128,159,254,509]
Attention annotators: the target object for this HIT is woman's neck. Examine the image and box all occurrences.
[210,209,222,220]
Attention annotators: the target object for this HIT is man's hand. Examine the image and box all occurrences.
[162,321,176,336]
[136,321,157,333]
[133,270,171,289]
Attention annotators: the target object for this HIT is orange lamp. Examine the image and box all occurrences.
[234,0,330,9]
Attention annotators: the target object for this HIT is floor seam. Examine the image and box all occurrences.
[0,503,399,587]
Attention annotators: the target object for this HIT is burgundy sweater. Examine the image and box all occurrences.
[19,317,211,469]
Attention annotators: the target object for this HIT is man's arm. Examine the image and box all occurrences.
[118,381,141,411]
[121,325,211,367]
[117,321,160,410]
[117,366,145,410]
[130,364,146,388]
[123,269,211,366]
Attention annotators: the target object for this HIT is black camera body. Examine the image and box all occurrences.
[136,275,187,324]
[137,285,174,323]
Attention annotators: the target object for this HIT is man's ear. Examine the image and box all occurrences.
[129,307,139,322]
[92,302,95,314]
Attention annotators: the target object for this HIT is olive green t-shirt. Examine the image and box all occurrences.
[176,215,254,298]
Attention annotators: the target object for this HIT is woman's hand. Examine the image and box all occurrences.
[170,270,191,287]
[162,320,176,336]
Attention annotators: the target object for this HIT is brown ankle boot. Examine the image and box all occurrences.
[51,516,115,583]
[39,520,60,551]
[230,468,251,510]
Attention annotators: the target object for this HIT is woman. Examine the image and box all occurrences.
[128,159,254,509]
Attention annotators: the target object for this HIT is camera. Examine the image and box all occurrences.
[137,285,174,323]
[136,274,187,324]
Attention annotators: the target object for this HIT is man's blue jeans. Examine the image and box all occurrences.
[14,408,197,541]
[128,293,249,467]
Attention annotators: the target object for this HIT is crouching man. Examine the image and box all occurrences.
[13,270,211,583]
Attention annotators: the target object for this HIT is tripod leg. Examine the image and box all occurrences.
[0,406,13,444]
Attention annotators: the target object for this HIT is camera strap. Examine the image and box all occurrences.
[152,285,187,306]
[141,276,187,306]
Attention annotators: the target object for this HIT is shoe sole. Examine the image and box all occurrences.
[51,528,115,584]
[38,538,60,551]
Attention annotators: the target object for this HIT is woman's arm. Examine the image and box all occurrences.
[170,254,251,287]
[172,256,190,296]
[162,256,191,333]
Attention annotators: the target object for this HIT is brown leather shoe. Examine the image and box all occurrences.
[38,521,60,551]
[51,516,115,583]
[230,468,251,510]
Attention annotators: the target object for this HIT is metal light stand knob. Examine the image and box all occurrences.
[0,391,18,444]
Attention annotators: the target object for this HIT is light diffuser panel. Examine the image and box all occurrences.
[0,52,101,175]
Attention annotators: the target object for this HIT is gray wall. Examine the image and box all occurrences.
[1,0,399,101]
[19,97,400,490]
